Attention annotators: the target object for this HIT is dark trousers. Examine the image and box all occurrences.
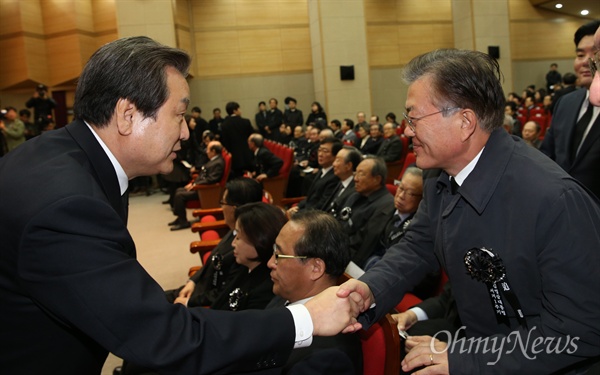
[173,188,197,223]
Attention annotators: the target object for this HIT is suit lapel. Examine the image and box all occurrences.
[65,120,126,223]
[573,114,600,167]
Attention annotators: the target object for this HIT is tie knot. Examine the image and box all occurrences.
[450,178,459,195]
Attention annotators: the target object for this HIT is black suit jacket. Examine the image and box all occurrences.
[210,262,274,311]
[220,115,254,171]
[359,136,382,155]
[297,168,339,210]
[541,89,600,198]
[0,120,294,374]
[193,155,225,185]
[322,179,356,215]
[376,135,403,162]
[254,147,283,178]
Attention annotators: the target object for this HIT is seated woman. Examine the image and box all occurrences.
[176,202,287,311]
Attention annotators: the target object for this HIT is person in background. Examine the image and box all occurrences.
[0,107,26,152]
[25,84,56,130]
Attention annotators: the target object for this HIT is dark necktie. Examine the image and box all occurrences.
[571,102,594,160]
[450,177,459,195]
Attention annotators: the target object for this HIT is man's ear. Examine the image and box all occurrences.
[459,109,478,142]
[309,258,326,281]
[115,98,137,136]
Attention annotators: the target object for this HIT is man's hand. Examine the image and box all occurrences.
[174,296,189,306]
[337,278,374,314]
[255,173,267,182]
[184,182,194,191]
[304,286,363,336]
[287,206,299,218]
[391,310,418,332]
[401,335,449,374]
[178,281,196,299]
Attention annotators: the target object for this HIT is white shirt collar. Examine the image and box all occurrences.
[453,147,485,186]
[341,174,354,188]
[85,122,129,195]
[321,165,333,176]
[288,296,314,306]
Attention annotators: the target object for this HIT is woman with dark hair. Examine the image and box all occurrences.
[176,202,287,311]
[305,101,327,126]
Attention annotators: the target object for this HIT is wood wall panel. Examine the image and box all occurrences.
[192,2,236,29]
[0,0,24,35]
[93,0,118,32]
[24,36,49,84]
[18,0,44,34]
[0,37,28,88]
[41,0,77,35]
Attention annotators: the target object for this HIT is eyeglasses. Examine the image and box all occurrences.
[402,107,461,133]
[396,184,422,199]
[590,50,600,78]
[272,245,308,265]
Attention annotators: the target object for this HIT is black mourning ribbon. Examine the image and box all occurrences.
[464,247,527,329]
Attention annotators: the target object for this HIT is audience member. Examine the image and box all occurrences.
[207,107,223,137]
[247,133,283,182]
[355,111,368,132]
[550,72,577,112]
[283,97,304,129]
[0,35,358,375]
[591,26,600,106]
[25,84,56,129]
[322,146,362,216]
[330,119,343,139]
[504,101,521,136]
[290,125,309,158]
[288,137,342,215]
[265,98,283,141]
[363,166,423,271]
[361,123,383,155]
[386,112,399,128]
[255,101,268,136]
[169,141,226,231]
[190,106,208,148]
[546,63,562,92]
[541,20,600,198]
[269,210,363,374]
[19,109,38,140]
[338,48,600,374]
[338,157,394,268]
[341,118,357,144]
[521,120,542,149]
[220,101,254,179]
[376,122,404,162]
[0,107,26,152]
[356,125,370,151]
[305,101,327,126]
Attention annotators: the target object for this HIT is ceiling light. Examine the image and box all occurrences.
[555,3,563,9]
[581,10,589,16]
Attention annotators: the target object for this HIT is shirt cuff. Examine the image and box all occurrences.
[410,307,428,322]
[286,304,313,348]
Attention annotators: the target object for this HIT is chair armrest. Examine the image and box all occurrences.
[280,196,305,206]
[188,265,202,278]
[191,220,228,233]
[192,207,224,218]
[191,183,220,191]
[189,239,220,254]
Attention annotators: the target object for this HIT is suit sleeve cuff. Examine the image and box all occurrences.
[286,304,313,348]
[410,307,428,321]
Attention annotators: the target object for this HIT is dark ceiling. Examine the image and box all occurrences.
[532,0,599,20]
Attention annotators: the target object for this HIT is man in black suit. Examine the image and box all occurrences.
[220,101,254,179]
[247,133,283,182]
[268,210,363,375]
[255,100,269,136]
[376,122,404,162]
[265,97,283,141]
[337,157,394,268]
[322,145,362,216]
[541,20,600,198]
[338,49,600,374]
[288,137,342,215]
[360,123,383,155]
[0,36,361,375]
[169,141,226,230]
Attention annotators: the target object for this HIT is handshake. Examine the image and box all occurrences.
[303,279,374,336]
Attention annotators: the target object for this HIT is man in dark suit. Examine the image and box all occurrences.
[376,122,404,162]
[169,141,226,230]
[247,133,283,181]
[268,210,363,375]
[220,101,254,179]
[338,157,394,268]
[0,36,360,375]
[288,137,342,215]
[360,123,383,155]
[338,49,600,374]
[541,21,600,199]
[255,101,269,137]
[322,145,362,216]
[265,97,283,141]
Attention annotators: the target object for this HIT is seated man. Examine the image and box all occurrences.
[165,178,264,305]
[268,210,363,374]
[522,120,542,149]
[364,166,423,270]
[288,137,342,215]
[247,133,283,182]
[360,123,383,155]
[376,122,403,162]
[337,157,394,268]
[322,146,362,215]
[169,141,225,230]
[341,118,357,144]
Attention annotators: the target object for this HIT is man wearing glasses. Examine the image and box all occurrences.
[337,48,600,374]
[268,210,362,374]
[541,20,600,199]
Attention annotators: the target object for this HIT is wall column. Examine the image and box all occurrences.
[308,0,372,121]
[114,0,177,47]
[452,0,514,93]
